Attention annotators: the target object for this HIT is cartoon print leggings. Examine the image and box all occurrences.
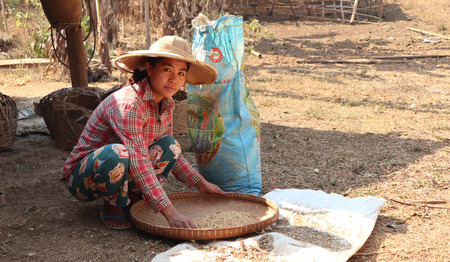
[66,135,181,207]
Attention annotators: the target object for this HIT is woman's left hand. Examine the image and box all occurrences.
[195,178,226,195]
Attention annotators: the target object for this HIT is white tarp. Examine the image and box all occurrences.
[152,189,385,262]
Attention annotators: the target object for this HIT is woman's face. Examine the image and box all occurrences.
[145,58,188,104]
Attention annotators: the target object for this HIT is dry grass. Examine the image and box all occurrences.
[391,0,450,32]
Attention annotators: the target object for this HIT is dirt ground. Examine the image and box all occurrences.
[1,2,449,262]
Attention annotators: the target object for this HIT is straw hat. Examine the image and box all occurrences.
[113,36,217,85]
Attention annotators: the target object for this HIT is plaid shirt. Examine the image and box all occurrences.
[62,78,202,212]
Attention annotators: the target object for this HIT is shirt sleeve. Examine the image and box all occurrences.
[107,102,171,213]
[171,154,203,187]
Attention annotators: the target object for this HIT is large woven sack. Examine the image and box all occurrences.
[189,15,262,195]
[0,92,18,152]
[38,87,105,150]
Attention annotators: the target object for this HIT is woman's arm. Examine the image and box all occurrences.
[195,178,226,194]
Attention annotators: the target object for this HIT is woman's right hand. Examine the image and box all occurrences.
[161,205,196,229]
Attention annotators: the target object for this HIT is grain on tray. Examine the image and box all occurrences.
[193,211,259,229]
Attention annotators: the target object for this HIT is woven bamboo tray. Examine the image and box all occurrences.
[130,192,279,240]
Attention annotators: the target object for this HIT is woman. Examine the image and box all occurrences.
[62,36,224,230]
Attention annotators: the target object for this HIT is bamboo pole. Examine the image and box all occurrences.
[372,54,449,59]
[297,58,402,64]
[407,27,450,40]
[350,0,359,24]
[250,49,261,58]
[296,54,450,64]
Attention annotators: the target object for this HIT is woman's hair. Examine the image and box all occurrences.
[130,57,165,84]
[98,57,190,102]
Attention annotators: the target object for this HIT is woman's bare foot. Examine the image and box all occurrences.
[101,202,132,230]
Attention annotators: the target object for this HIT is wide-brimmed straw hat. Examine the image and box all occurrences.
[113,35,217,85]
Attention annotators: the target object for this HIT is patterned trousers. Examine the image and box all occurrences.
[66,135,181,207]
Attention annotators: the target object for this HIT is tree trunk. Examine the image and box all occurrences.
[140,0,144,23]
[97,0,111,71]
[0,0,7,33]
[145,0,151,48]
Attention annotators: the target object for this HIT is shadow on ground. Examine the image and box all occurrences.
[258,122,446,194]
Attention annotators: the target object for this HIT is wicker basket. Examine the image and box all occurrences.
[172,90,188,136]
[173,100,188,136]
[0,93,18,152]
[38,87,105,150]
[130,192,279,240]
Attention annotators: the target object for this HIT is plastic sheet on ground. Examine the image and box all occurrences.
[152,189,385,262]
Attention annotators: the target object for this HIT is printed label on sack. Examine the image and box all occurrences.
[209,48,223,63]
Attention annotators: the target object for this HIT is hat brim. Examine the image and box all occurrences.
[113,51,217,85]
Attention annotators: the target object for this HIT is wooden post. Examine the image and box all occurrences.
[332,0,337,20]
[65,25,88,87]
[321,0,325,21]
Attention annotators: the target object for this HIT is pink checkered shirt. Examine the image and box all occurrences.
[62,78,202,212]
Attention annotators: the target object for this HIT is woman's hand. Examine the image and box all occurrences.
[159,179,225,228]
[195,178,226,195]
[161,205,196,228]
